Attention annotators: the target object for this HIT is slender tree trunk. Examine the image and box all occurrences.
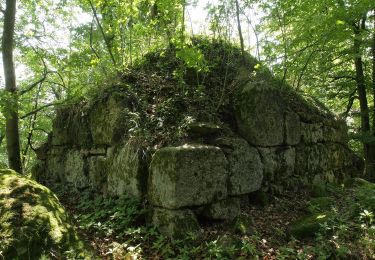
[88,0,116,67]
[372,10,375,134]
[181,0,185,38]
[275,5,288,84]
[0,133,4,147]
[368,10,375,181]
[353,18,373,179]
[22,83,41,169]
[234,0,245,59]
[2,0,22,173]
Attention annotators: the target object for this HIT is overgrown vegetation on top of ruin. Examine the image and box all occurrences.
[53,37,337,150]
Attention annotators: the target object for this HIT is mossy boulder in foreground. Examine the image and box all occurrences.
[0,168,91,259]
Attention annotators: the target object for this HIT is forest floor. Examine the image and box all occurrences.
[56,181,374,259]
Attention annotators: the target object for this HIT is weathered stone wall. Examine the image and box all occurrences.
[35,68,362,238]
[35,93,147,198]
[234,84,362,194]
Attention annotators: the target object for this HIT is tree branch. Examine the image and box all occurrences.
[342,89,359,117]
[19,72,49,95]
[329,75,356,82]
[90,16,101,60]
[19,48,49,96]
[20,102,58,120]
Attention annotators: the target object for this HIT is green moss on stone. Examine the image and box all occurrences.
[289,212,332,239]
[0,168,92,259]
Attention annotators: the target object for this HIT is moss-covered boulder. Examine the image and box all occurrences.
[0,169,91,259]
[289,212,331,239]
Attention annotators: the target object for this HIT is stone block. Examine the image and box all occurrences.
[322,120,348,144]
[45,155,66,182]
[301,122,323,143]
[64,150,88,189]
[107,141,145,199]
[258,147,295,183]
[235,84,285,146]
[89,96,129,145]
[87,155,108,190]
[285,111,301,145]
[148,144,228,209]
[215,137,263,195]
[51,107,91,147]
[201,197,241,221]
[295,143,352,176]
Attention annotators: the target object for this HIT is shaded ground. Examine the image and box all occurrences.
[57,189,313,259]
[53,178,375,259]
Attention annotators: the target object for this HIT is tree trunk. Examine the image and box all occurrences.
[88,0,116,67]
[368,11,375,181]
[234,0,245,59]
[353,18,373,179]
[373,10,375,133]
[2,0,22,173]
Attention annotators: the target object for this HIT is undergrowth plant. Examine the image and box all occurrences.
[55,179,375,259]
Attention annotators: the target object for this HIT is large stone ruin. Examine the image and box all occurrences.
[35,42,362,238]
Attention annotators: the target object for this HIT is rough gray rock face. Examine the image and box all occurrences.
[107,141,146,198]
[148,145,228,209]
[201,197,241,221]
[285,112,301,145]
[214,137,263,195]
[41,141,146,199]
[51,105,91,147]
[234,81,361,193]
[235,85,286,146]
[295,143,357,176]
[64,150,88,189]
[301,122,324,143]
[89,96,130,145]
[258,147,296,185]
[87,155,107,190]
